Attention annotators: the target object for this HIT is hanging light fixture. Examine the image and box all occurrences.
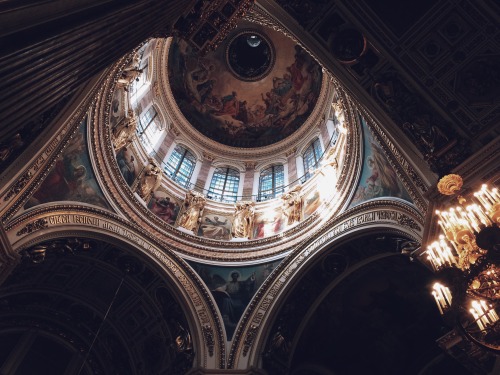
[424,174,500,352]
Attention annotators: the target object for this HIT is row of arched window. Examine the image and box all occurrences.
[131,105,329,202]
[159,140,324,202]
[129,95,340,202]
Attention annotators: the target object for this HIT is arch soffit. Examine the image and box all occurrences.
[169,139,204,162]
[211,160,246,174]
[227,199,423,369]
[254,158,288,172]
[296,130,322,157]
[4,205,226,370]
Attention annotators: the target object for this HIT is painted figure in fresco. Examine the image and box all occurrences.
[281,185,303,226]
[366,141,401,198]
[116,148,136,186]
[0,133,24,163]
[216,91,240,118]
[212,271,256,332]
[149,195,179,225]
[199,216,230,240]
[178,191,206,233]
[137,159,162,201]
[287,53,308,91]
[25,125,108,209]
[112,110,138,151]
[231,201,255,239]
[254,213,283,239]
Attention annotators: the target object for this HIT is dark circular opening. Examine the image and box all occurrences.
[226,31,275,81]
[330,28,366,63]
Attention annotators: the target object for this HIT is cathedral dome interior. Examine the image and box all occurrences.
[0,1,499,374]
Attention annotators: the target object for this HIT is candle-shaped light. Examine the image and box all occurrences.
[432,291,444,315]
[472,300,490,327]
[470,308,486,331]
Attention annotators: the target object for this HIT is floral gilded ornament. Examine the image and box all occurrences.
[437,174,463,196]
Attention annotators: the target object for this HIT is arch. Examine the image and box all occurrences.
[296,129,323,157]
[228,199,423,369]
[5,207,226,370]
[136,104,162,154]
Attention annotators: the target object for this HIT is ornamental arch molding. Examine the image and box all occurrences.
[228,199,424,369]
[3,206,226,369]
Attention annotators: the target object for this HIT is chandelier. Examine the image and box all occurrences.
[425,174,500,352]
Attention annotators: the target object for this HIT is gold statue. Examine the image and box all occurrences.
[137,158,162,201]
[112,109,138,151]
[281,185,303,226]
[117,54,143,91]
[178,191,206,233]
[231,201,255,239]
[332,100,344,123]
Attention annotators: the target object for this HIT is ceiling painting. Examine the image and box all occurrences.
[167,25,323,148]
[24,119,109,210]
[188,259,282,340]
[349,117,412,208]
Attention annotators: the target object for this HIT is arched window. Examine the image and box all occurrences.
[258,165,284,201]
[130,57,149,97]
[302,137,322,181]
[164,144,196,188]
[208,167,240,202]
[137,106,162,154]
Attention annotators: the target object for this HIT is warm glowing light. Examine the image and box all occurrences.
[470,300,499,331]
[432,283,452,315]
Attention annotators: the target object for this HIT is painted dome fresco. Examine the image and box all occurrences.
[167,23,323,148]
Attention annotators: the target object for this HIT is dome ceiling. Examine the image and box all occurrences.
[167,23,323,148]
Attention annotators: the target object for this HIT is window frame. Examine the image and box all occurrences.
[207,167,240,203]
[302,137,323,181]
[258,164,285,201]
[164,144,197,188]
[137,106,162,154]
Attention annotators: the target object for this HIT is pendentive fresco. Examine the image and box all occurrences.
[349,117,412,207]
[25,118,109,210]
